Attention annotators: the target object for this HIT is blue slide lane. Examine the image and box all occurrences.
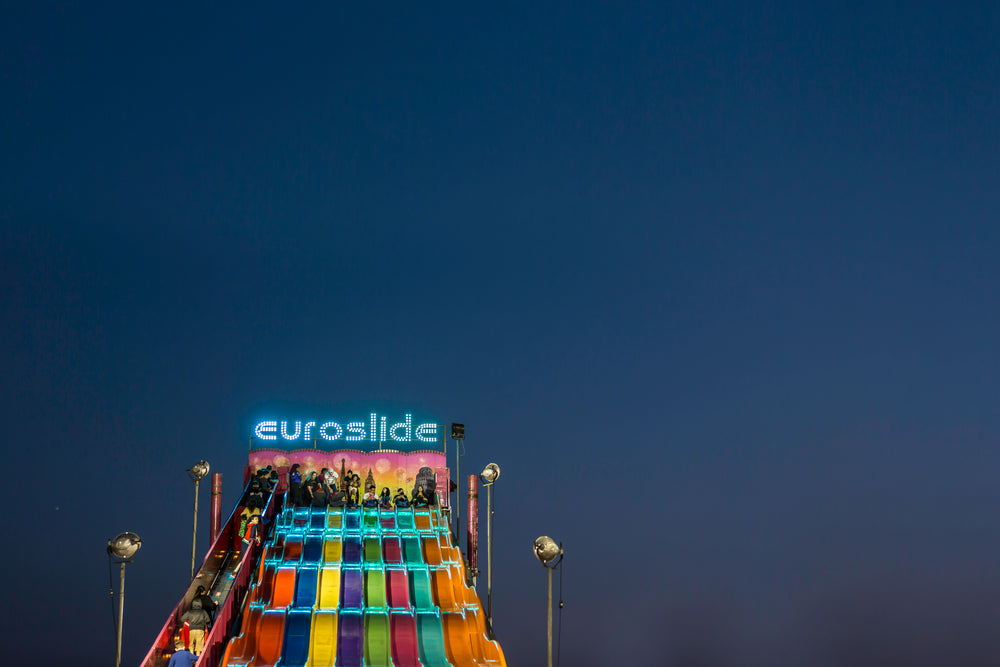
[302,534,323,563]
[280,608,312,666]
[294,564,318,608]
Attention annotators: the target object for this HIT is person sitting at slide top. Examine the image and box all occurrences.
[327,485,346,508]
[310,481,327,507]
[287,463,303,507]
[348,475,361,506]
[412,486,428,507]
[393,488,409,507]
[323,467,338,493]
[363,484,379,507]
[379,486,392,508]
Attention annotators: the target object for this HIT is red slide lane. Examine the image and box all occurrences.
[386,569,411,609]
[390,613,421,667]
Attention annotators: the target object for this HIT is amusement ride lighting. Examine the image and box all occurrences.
[479,462,500,633]
[533,535,564,667]
[186,460,210,580]
[108,532,142,667]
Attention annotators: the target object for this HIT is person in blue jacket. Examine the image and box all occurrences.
[167,639,196,667]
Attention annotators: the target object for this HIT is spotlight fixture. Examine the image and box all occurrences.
[533,535,562,565]
[480,463,500,484]
[186,460,210,482]
[108,532,143,561]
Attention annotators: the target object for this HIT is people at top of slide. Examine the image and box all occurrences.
[310,481,327,507]
[287,463,303,507]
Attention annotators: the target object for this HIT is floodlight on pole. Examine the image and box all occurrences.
[533,536,564,667]
[186,460,209,580]
[108,532,142,667]
[479,462,500,633]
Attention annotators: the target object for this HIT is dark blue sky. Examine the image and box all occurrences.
[3,2,1000,665]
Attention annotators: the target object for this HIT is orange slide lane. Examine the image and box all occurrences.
[463,609,505,664]
[271,566,297,608]
[221,606,261,666]
[446,565,480,607]
[413,510,433,531]
[430,568,462,613]
[442,611,506,666]
[250,563,276,607]
[422,537,444,566]
[221,608,287,667]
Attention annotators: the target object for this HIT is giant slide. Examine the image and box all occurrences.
[219,504,506,667]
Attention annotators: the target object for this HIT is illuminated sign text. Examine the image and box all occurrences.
[253,413,439,444]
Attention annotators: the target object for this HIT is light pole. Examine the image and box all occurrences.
[479,462,500,632]
[451,423,465,541]
[186,460,210,580]
[108,532,142,667]
[533,535,564,667]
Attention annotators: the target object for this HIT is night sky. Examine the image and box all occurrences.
[3,3,1000,666]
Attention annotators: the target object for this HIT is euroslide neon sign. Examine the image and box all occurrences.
[253,413,440,445]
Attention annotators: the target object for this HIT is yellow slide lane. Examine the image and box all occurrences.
[324,537,342,563]
[308,610,338,667]
[318,565,341,608]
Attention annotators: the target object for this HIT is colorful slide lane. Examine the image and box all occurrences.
[221,504,506,666]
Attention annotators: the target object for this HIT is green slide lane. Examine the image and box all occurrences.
[364,611,392,666]
[408,568,435,610]
[416,612,452,667]
[364,537,382,563]
[365,568,387,609]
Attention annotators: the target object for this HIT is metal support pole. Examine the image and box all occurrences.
[190,478,199,580]
[486,482,493,628]
[442,431,451,531]
[209,472,222,545]
[455,437,462,546]
[467,474,479,586]
[116,562,126,667]
[547,566,553,667]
